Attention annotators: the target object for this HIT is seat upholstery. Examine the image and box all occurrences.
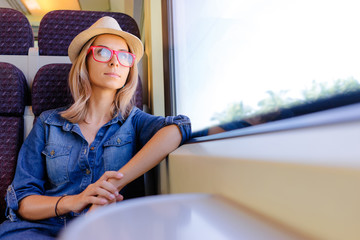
[31,64,73,117]
[38,10,140,56]
[0,62,29,223]
[0,8,34,55]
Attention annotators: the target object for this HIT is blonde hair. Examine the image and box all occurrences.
[61,35,138,123]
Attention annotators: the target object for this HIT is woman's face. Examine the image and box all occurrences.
[87,34,131,92]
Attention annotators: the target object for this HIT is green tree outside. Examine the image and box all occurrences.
[212,77,360,124]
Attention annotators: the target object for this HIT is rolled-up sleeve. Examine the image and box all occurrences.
[132,108,191,147]
[164,115,191,145]
[5,115,47,221]
[5,185,18,221]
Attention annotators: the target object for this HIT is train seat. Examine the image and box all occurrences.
[38,10,140,56]
[0,7,35,90]
[0,8,33,223]
[0,8,34,55]
[31,64,73,118]
[0,62,30,223]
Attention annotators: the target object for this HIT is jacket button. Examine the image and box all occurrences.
[50,150,55,156]
[86,169,91,175]
[117,138,121,143]
[90,147,95,150]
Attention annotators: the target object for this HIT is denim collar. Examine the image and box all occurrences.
[42,107,134,132]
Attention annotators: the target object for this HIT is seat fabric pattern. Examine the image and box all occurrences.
[38,10,140,56]
[0,8,34,55]
[0,117,23,223]
[31,64,73,117]
[0,62,30,114]
[0,63,26,223]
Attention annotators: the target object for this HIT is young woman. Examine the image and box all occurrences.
[0,16,191,239]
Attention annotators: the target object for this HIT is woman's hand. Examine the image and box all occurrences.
[19,171,124,220]
[86,175,125,213]
[67,171,124,213]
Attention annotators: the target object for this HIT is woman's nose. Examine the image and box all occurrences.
[108,53,119,66]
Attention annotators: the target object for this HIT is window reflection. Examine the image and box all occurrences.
[192,89,360,138]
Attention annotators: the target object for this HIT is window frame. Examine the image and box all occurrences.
[161,0,176,116]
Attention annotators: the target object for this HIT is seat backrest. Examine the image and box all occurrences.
[31,64,73,117]
[38,10,140,56]
[0,8,34,55]
[0,62,29,223]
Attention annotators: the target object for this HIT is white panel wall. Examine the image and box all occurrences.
[167,105,360,240]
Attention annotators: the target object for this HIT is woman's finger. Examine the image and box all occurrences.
[99,171,123,181]
[91,185,117,201]
[116,194,124,202]
[88,196,108,206]
[97,180,119,196]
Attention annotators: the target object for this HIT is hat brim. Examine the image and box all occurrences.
[68,28,144,64]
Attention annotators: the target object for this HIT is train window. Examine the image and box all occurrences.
[163,0,360,136]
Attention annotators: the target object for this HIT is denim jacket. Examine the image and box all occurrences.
[5,107,191,222]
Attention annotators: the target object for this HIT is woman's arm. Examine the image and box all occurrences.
[18,171,123,220]
[88,125,182,212]
[111,124,182,191]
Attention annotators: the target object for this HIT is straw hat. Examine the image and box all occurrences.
[68,16,144,63]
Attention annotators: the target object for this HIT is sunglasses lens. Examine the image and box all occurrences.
[93,47,112,62]
[91,47,134,67]
[117,52,134,67]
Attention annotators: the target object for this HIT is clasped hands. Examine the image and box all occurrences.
[71,171,124,214]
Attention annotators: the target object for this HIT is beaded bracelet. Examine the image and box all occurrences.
[55,194,68,218]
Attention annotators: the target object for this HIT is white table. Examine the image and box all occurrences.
[59,193,305,240]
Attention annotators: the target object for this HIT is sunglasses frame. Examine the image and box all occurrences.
[87,46,136,67]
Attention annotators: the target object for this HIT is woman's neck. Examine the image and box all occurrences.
[85,89,115,124]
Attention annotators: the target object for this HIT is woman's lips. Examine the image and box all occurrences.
[104,72,120,78]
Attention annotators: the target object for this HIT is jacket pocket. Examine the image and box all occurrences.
[103,134,133,171]
[42,144,72,186]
